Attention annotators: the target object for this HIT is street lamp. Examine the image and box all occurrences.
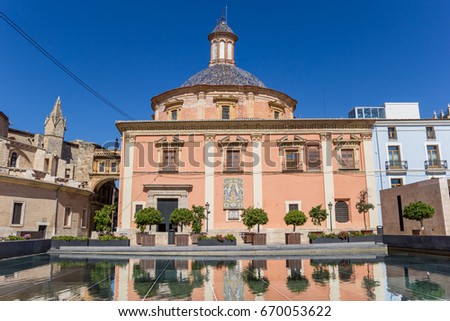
[328,201,333,232]
[205,202,210,233]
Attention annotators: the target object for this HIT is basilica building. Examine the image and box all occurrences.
[116,19,378,244]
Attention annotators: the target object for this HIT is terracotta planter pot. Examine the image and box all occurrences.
[252,233,267,245]
[142,234,156,246]
[175,234,189,246]
[285,233,301,244]
[241,232,255,244]
[136,232,148,245]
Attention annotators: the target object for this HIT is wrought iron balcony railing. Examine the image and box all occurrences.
[424,160,447,170]
[385,160,408,171]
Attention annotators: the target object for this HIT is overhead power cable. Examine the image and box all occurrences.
[0,12,135,120]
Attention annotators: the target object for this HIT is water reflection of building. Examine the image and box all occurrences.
[112,258,388,301]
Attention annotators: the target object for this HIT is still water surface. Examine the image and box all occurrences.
[0,251,449,301]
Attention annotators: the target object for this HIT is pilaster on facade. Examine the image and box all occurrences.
[252,134,263,208]
[321,132,335,230]
[204,140,215,231]
[120,136,135,230]
[363,137,379,228]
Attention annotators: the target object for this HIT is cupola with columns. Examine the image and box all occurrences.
[208,17,238,66]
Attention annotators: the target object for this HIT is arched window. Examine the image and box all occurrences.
[9,152,18,168]
[335,201,349,223]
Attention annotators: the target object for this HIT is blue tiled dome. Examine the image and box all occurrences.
[181,64,266,88]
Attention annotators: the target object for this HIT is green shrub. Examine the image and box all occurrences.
[241,207,269,233]
[134,207,163,233]
[309,205,328,227]
[52,236,89,241]
[169,208,194,232]
[93,204,116,233]
[191,205,206,234]
[98,234,129,241]
[403,201,435,229]
[7,235,25,241]
[284,210,307,232]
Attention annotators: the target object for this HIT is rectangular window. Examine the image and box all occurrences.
[225,149,241,171]
[340,149,355,169]
[160,149,178,172]
[134,204,143,218]
[274,111,280,119]
[222,106,230,119]
[11,202,23,225]
[63,207,72,227]
[388,127,397,140]
[364,108,371,118]
[426,127,436,139]
[284,150,300,170]
[171,110,177,120]
[306,144,321,169]
[427,145,440,167]
[99,162,105,173]
[81,208,87,228]
[288,203,299,211]
[111,162,117,173]
[388,146,401,168]
[390,178,403,188]
[371,108,379,118]
[357,108,363,118]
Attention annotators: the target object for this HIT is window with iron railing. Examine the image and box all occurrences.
[225,149,242,172]
[339,149,359,169]
[283,150,301,171]
[306,144,321,170]
[159,149,179,172]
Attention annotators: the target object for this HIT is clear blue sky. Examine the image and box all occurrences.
[1,0,449,145]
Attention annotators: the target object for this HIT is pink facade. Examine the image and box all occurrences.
[116,19,379,244]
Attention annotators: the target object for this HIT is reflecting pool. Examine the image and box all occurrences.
[0,251,449,301]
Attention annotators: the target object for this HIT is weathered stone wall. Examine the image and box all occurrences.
[0,176,92,238]
[0,112,9,138]
[381,178,450,235]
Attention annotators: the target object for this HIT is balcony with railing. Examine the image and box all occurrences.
[385,160,408,174]
[424,160,447,174]
[338,160,360,170]
[223,163,243,173]
[158,163,179,173]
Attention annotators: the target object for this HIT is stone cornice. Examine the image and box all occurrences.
[151,85,297,111]
[143,184,193,192]
[0,174,93,196]
[116,118,375,134]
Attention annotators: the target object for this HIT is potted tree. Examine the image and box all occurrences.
[190,205,206,244]
[134,207,163,246]
[402,201,435,235]
[355,190,375,233]
[284,209,307,244]
[241,207,269,245]
[93,204,114,236]
[169,208,194,246]
[308,204,328,238]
